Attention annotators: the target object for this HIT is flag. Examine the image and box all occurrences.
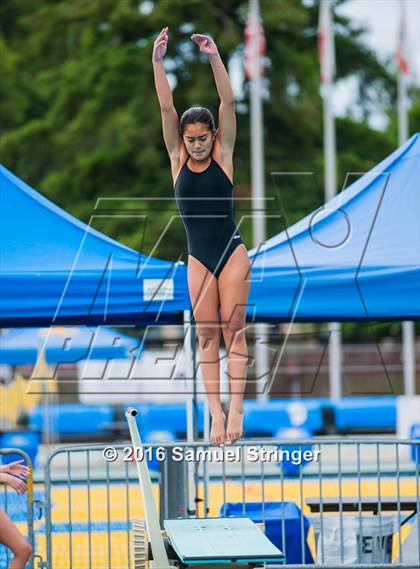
[244,0,266,81]
[318,0,335,84]
[395,1,409,75]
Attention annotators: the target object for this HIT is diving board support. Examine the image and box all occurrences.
[126,408,171,569]
[184,309,197,513]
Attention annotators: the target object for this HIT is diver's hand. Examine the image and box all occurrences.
[152,27,169,62]
[191,34,219,57]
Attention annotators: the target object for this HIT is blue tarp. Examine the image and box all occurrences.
[332,396,396,430]
[243,399,324,435]
[0,165,190,327]
[247,133,420,321]
[220,502,313,564]
[0,326,141,365]
[131,402,205,434]
[28,404,114,434]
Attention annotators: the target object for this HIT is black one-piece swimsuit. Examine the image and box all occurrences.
[175,157,244,278]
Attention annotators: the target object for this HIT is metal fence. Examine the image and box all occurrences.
[39,438,420,569]
[0,448,39,569]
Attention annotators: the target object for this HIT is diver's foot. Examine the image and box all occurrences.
[226,406,243,444]
[210,411,226,447]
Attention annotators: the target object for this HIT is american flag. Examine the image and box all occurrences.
[244,0,266,81]
[395,2,409,75]
[318,0,335,85]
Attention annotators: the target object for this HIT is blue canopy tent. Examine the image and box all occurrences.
[247,133,420,322]
[0,326,142,365]
[0,166,190,327]
[2,135,418,326]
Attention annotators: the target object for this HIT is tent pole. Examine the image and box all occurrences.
[320,1,342,399]
[32,349,54,450]
[329,324,342,400]
[397,2,416,396]
[249,0,268,400]
[402,323,416,395]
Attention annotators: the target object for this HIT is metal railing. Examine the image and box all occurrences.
[42,438,420,568]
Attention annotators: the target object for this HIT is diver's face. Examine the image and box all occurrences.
[183,123,214,161]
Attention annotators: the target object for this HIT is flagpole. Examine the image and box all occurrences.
[319,0,342,399]
[247,0,269,400]
[397,2,415,396]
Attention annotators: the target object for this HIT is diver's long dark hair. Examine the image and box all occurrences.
[180,106,216,134]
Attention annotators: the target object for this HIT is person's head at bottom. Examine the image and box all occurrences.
[180,107,216,162]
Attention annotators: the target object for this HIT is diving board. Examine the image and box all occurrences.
[164,517,284,564]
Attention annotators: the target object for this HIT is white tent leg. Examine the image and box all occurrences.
[329,322,342,400]
[402,321,416,395]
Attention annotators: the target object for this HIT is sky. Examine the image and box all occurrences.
[229,0,419,131]
[334,0,420,128]
[337,0,419,86]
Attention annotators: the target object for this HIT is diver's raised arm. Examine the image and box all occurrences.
[152,27,182,161]
[191,34,236,153]
[191,34,234,104]
[152,27,173,109]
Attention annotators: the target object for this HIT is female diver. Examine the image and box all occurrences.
[152,28,251,446]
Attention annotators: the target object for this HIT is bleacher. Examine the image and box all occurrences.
[6,396,399,443]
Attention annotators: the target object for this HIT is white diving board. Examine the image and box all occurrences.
[164,517,284,564]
